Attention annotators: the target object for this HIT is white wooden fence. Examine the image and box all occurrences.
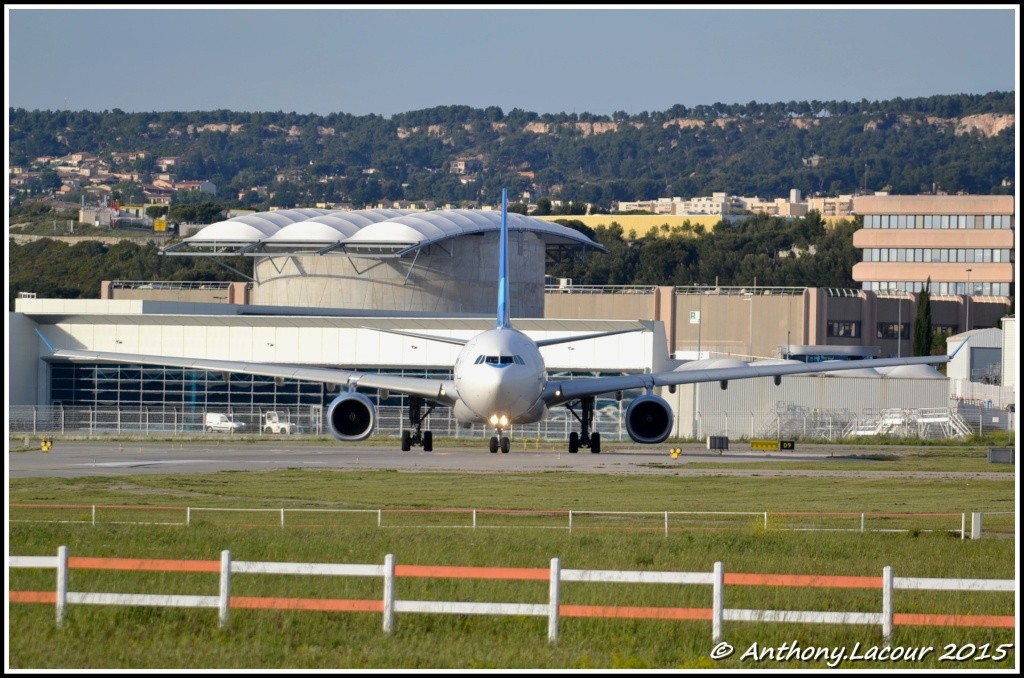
[9,547,1014,646]
[11,504,1006,538]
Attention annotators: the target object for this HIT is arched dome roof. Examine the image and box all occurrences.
[342,209,605,252]
[187,209,334,242]
[263,210,415,246]
[174,208,605,255]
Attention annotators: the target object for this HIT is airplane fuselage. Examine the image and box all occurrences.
[451,327,548,429]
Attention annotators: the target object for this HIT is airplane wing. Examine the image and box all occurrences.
[363,326,643,347]
[542,354,951,405]
[47,347,454,403]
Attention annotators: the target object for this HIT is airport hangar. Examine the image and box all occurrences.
[10,208,952,442]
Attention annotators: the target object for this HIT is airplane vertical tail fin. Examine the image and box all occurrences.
[496,188,511,329]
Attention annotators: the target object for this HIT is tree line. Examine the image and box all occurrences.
[8,91,1014,211]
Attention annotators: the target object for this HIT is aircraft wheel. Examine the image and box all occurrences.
[423,431,433,452]
[568,431,579,453]
[500,436,510,454]
[489,436,499,453]
[590,432,601,454]
[401,430,411,452]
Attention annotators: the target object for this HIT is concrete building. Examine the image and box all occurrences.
[544,284,1010,369]
[165,208,604,317]
[852,194,1015,300]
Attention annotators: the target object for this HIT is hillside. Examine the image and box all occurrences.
[8,92,1015,210]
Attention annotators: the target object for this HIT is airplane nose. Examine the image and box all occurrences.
[463,365,533,420]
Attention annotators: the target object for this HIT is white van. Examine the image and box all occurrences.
[205,413,244,433]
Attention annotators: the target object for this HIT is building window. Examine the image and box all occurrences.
[877,323,910,340]
[827,321,860,338]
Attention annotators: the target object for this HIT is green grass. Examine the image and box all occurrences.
[7,461,1017,669]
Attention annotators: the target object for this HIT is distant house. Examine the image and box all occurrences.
[155,156,180,172]
[450,158,482,175]
[175,180,217,195]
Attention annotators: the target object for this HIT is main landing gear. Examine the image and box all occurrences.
[566,396,601,454]
[400,395,434,452]
[489,431,511,454]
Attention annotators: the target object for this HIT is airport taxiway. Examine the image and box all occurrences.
[8,440,1008,480]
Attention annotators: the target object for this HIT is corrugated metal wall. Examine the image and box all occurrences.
[669,373,949,439]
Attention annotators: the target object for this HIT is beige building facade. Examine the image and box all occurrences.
[851,194,1014,303]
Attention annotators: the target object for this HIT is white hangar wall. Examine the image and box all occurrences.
[668,370,949,440]
[11,298,665,407]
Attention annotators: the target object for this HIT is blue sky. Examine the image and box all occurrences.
[6,5,1019,117]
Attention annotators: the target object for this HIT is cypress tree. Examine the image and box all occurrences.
[913,278,933,356]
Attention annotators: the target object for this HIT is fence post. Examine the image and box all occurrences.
[473,509,477,529]
[219,550,232,629]
[187,507,191,527]
[568,510,573,533]
[712,561,724,644]
[382,553,395,635]
[861,513,865,533]
[664,511,669,538]
[378,509,382,528]
[882,565,893,647]
[281,508,285,529]
[548,557,561,644]
[56,545,69,627]
[92,505,96,527]
[763,512,768,530]
[961,513,965,540]
[971,512,983,539]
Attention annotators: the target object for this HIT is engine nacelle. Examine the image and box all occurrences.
[625,394,674,445]
[326,392,376,441]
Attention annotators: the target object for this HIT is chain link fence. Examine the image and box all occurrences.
[8,405,631,442]
[10,400,1012,442]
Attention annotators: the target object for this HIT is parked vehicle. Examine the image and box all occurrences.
[263,411,292,434]
[205,413,244,433]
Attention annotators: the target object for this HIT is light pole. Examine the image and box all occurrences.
[744,296,753,358]
[696,286,703,359]
[897,295,902,358]
[965,268,972,332]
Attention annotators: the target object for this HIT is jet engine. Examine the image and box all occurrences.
[625,394,673,444]
[326,392,376,441]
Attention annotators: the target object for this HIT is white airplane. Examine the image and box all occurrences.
[39,189,954,454]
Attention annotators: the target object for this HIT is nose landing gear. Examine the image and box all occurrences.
[489,429,510,453]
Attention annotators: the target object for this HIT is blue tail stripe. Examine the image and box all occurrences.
[34,328,55,352]
[496,188,510,329]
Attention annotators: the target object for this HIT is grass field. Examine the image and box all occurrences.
[7,444,1018,670]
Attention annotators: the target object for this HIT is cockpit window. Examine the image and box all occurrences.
[477,355,523,366]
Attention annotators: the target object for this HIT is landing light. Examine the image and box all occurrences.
[499,414,509,427]
[489,414,498,426]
